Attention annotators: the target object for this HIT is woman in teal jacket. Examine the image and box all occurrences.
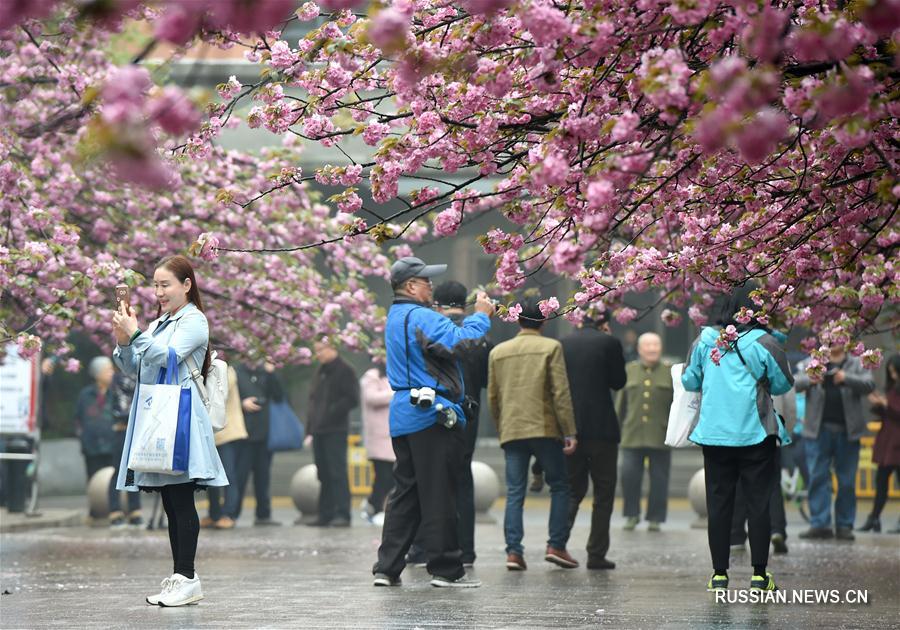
[682,286,793,593]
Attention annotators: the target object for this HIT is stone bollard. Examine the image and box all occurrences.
[290,464,320,521]
[86,466,129,520]
[688,468,707,529]
[471,461,500,523]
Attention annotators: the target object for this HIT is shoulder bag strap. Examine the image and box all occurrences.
[185,353,210,408]
[169,314,211,407]
[733,342,759,382]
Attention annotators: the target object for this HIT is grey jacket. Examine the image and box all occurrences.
[795,356,875,441]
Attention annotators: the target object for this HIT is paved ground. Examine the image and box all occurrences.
[1,497,898,629]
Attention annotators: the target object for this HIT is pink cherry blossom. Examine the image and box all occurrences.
[538,297,560,318]
[368,8,410,54]
[501,303,522,323]
[16,333,42,360]
[147,87,201,136]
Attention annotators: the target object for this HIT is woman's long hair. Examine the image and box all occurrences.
[886,354,900,392]
[156,255,211,381]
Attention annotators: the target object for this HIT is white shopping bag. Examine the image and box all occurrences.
[665,363,701,448]
[127,380,184,474]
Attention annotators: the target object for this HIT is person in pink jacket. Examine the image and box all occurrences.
[360,365,395,524]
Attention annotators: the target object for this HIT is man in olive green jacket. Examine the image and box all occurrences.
[616,333,673,532]
[488,297,579,571]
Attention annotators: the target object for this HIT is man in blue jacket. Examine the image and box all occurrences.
[372,257,494,589]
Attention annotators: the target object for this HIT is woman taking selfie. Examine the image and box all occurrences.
[111,255,227,607]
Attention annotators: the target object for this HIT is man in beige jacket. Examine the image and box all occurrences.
[489,297,579,571]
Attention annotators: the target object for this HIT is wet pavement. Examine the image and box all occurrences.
[1,498,898,629]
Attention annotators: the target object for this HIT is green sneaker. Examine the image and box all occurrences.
[707,574,728,591]
[647,521,661,532]
[623,517,639,531]
[750,571,777,591]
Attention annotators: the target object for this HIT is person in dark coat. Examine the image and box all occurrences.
[231,362,285,526]
[307,339,359,527]
[75,357,118,515]
[859,354,900,534]
[108,368,142,527]
[405,281,493,567]
[561,311,627,569]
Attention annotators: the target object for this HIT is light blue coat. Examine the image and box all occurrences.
[113,302,228,491]
[682,326,794,447]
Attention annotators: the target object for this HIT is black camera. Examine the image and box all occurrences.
[435,403,458,429]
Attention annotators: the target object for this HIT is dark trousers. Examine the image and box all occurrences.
[84,453,114,483]
[225,440,273,521]
[620,447,671,523]
[410,413,478,562]
[567,439,618,560]
[84,453,114,518]
[368,460,395,514]
[108,430,140,516]
[873,466,900,518]
[731,448,786,544]
[374,423,465,581]
[161,483,199,579]
[458,413,478,562]
[703,437,777,574]
[313,432,351,522]
[208,440,242,521]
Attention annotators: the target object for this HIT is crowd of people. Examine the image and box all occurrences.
[55,253,897,605]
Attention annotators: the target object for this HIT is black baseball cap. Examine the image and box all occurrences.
[390,256,447,289]
[433,281,468,308]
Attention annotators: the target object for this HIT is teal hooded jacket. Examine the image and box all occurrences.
[682,326,794,447]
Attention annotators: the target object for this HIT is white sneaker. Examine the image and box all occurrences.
[372,512,385,527]
[430,573,481,588]
[157,573,203,607]
[146,575,176,605]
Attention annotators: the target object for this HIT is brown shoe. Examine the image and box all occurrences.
[199,517,215,529]
[214,517,235,529]
[506,553,527,571]
[545,546,579,569]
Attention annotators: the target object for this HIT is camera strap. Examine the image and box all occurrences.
[403,306,424,390]
[400,305,449,397]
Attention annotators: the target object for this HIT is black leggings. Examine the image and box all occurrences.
[160,483,199,579]
[873,466,900,518]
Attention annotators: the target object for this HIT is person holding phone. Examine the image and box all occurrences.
[229,362,285,526]
[796,345,875,541]
[111,255,227,607]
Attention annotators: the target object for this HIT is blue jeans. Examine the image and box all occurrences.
[805,428,860,529]
[503,438,571,555]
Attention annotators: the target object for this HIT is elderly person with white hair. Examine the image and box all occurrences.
[74,356,117,516]
[615,332,674,532]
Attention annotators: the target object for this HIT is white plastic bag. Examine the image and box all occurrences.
[665,363,701,448]
[127,349,191,474]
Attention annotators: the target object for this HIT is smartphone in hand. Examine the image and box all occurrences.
[115,284,131,314]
